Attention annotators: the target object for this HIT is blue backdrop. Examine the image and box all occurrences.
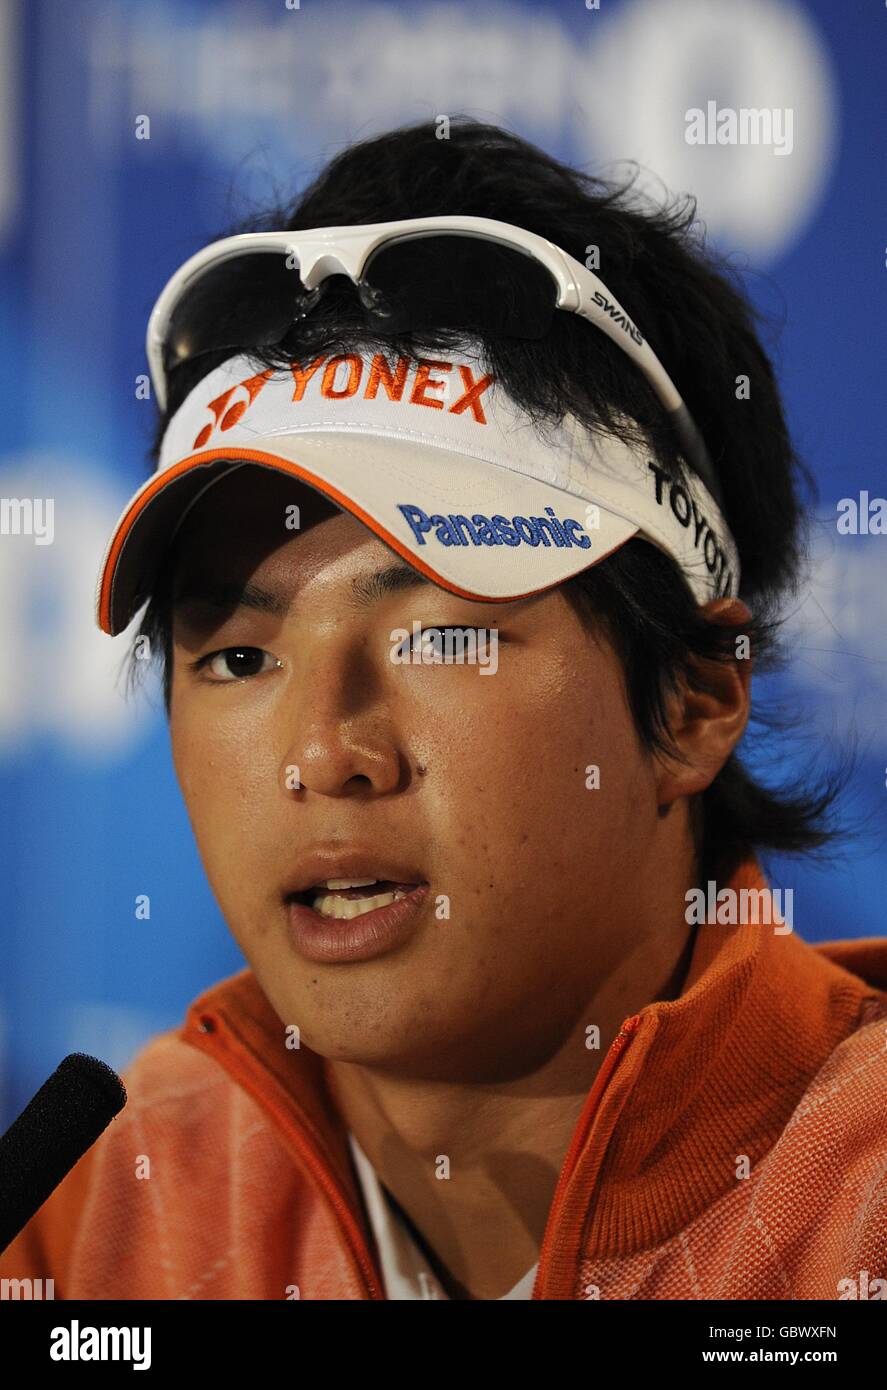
[2,0,885,1126]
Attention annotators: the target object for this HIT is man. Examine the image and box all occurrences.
[3,119,885,1300]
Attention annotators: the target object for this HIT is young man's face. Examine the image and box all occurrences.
[168,467,680,1075]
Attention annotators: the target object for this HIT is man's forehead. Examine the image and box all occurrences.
[170,479,406,614]
[172,556,433,620]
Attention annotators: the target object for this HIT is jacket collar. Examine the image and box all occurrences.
[551,858,875,1275]
[180,855,878,1296]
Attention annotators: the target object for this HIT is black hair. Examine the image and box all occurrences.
[129,117,845,885]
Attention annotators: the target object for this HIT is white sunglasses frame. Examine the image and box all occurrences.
[146,214,721,503]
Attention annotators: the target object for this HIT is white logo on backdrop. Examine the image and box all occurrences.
[0,455,151,752]
[781,528,887,752]
[86,0,836,261]
[577,0,836,256]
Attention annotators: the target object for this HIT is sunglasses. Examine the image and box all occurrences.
[146,214,723,506]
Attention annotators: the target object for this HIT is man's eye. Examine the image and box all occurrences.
[396,626,492,659]
[197,647,280,682]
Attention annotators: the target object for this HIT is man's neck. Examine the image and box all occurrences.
[324,908,699,1300]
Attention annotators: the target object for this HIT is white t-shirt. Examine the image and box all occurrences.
[348,1132,539,1300]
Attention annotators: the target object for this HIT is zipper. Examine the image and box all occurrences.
[185,1012,386,1300]
[532,1013,642,1299]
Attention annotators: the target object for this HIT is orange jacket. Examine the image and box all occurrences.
[2,856,886,1300]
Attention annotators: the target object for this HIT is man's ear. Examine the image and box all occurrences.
[654,598,753,808]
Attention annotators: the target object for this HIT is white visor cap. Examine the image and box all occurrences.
[95,340,740,635]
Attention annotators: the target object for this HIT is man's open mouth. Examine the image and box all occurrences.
[290,877,421,921]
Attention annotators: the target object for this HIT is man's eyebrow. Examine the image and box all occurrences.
[173,579,290,618]
[350,562,430,606]
[173,562,429,618]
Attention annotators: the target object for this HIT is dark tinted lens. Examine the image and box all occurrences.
[361,235,558,338]
[163,235,559,385]
[163,252,314,376]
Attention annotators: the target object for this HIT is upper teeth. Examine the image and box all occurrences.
[320,877,379,890]
[313,888,408,920]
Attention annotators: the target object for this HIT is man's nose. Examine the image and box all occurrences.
[278,645,404,798]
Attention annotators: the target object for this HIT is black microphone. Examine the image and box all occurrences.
[0,1053,127,1254]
